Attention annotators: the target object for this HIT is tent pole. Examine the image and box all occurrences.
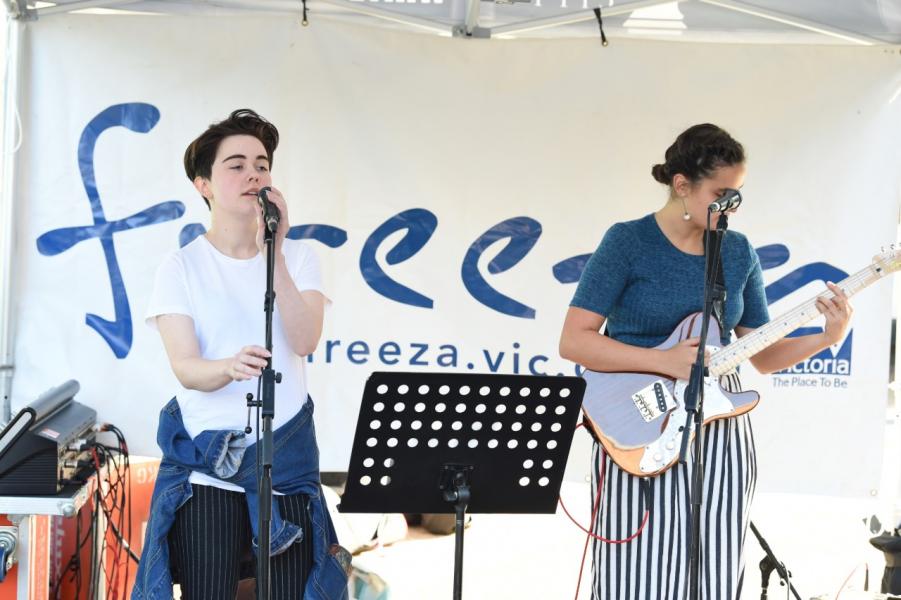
[0,15,22,422]
[2,1,35,20]
[490,0,674,38]
[696,0,881,46]
[314,0,453,35]
[460,0,482,37]
[37,0,143,17]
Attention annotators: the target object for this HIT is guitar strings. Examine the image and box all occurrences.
[710,265,877,374]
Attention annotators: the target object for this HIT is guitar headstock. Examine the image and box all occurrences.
[873,244,901,275]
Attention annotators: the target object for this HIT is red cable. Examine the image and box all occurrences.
[562,426,650,599]
[835,562,867,600]
[568,432,606,600]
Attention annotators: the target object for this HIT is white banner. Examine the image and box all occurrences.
[10,15,901,497]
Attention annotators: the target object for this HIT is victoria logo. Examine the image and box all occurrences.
[757,244,852,376]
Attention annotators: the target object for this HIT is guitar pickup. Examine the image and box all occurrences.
[632,380,677,423]
[654,382,668,412]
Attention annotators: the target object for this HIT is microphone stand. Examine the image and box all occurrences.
[751,521,803,600]
[678,210,728,600]
[247,220,281,600]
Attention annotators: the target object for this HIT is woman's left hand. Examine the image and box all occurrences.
[255,186,291,255]
[817,281,853,345]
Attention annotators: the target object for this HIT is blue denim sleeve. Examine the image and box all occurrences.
[570,222,633,318]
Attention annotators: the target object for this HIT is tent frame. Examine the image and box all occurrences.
[0,0,894,420]
[2,0,889,43]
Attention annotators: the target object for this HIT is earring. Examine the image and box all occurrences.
[680,197,691,221]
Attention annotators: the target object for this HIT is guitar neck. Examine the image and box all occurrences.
[709,263,887,376]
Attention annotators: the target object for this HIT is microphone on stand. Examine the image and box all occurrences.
[257,186,280,233]
[708,188,742,213]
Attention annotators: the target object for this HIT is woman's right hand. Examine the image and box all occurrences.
[225,345,271,381]
[660,337,707,380]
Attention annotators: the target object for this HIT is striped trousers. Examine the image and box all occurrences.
[168,484,313,599]
[591,376,758,600]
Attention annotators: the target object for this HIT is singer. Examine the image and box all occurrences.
[134,109,346,599]
[558,123,853,600]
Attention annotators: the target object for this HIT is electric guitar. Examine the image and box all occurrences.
[580,247,901,477]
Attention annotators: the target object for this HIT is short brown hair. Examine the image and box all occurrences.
[183,109,280,209]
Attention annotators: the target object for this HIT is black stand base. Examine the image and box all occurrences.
[751,521,802,600]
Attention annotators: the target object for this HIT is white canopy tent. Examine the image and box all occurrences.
[2,0,901,42]
[2,0,900,428]
[0,0,898,461]
[0,0,899,473]
[0,0,901,596]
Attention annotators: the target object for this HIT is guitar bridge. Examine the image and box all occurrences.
[632,380,676,423]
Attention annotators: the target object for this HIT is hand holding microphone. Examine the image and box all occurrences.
[257,186,281,234]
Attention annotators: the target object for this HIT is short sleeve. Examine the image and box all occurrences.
[738,245,770,328]
[287,241,331,304]
[144,252,193,330]
[570,223,634,317]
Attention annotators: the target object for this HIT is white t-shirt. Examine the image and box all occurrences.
[145,235,327,492]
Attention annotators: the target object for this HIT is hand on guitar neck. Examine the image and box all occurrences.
[818,281,854,345]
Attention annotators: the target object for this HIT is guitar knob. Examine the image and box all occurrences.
[653,453,662,462]
[665,441,675,450]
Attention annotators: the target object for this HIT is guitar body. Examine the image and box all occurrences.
[579,247,901,476]
[581,312,760,477]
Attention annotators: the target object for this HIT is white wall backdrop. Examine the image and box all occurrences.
[9,14,901,497]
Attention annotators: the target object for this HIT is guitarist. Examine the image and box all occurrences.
[558,123,852,600]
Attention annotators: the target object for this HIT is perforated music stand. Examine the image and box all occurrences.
[339,371,585,600]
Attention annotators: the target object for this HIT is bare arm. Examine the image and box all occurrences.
[256,187,326,357]
[156,314,270,392]
[559,306,704,380]
[740,282,853,374]
[273,259,326,357]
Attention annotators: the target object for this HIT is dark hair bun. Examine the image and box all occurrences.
[651,163,670,184]
[652,123,745,186]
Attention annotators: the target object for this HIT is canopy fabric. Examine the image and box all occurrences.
[3,0,901,43]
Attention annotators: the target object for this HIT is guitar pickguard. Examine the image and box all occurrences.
[637,376,739,473]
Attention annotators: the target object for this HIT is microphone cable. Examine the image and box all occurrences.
[558,423,651,599]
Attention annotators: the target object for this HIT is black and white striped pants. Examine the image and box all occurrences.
[168,484,313,599]
[591,377,758,600]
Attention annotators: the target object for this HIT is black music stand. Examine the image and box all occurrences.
[339,371,585,600]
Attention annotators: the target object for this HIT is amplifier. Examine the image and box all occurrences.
[0,381,97,496]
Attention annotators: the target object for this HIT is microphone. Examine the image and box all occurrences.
[257,186,280,233]
[708,188,742,213]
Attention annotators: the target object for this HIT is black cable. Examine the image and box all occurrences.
[51,503,92,599]
[52,426,135,597]
[96,436,132,596]
[86,443,117,596]
[96,425,136,597]
[104,515,140,564]
[592,7,608,47]
[88,488,100,600]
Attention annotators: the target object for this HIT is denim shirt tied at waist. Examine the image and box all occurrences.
[131,397,348,600]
